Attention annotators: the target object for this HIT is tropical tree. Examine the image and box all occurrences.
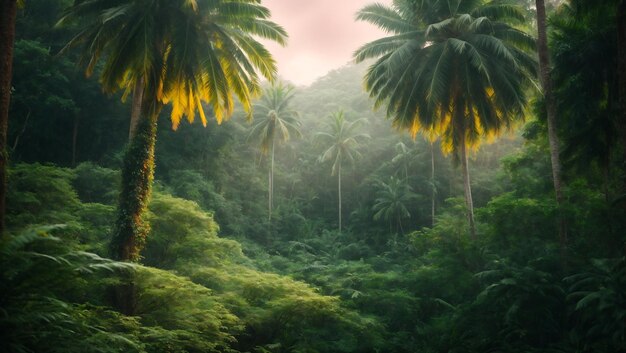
[535,0,567,248]
[317,111,369,233]
[392,139,437,227]
[249,82,301,221]
[354,0,536,239]
[59,0,287,262]
[551,1,619,201]
[0,0,19,235]
[391,141,414,180]
[372,176,417,234]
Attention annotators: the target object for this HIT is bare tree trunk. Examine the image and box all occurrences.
[11,108,30,151]
[536,0,568,249]
[460,136,476,240]
[338,163,342,233]
[269,137,275,221]
[268,160,272,221]
[0,0,18,236]
[431,142,436,228]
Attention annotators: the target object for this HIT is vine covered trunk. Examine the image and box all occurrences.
[111,101,160,262]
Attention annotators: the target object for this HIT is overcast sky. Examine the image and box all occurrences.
[261,0,392,86]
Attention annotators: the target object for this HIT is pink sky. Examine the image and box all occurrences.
[261,0,391,86]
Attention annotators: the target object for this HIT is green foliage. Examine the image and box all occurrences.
[165,169,224,212]
[566,257,626,351]
[7,163,81,230]
[0,226,141,353]
[354,0,536,155]
[474,258,566,350]
[133,266,241,353]
[141,191,381,352]
[372,176,418,233]
[73,162,120,205]
[142,192,236,269]
[317,111,369,177]
[480,192,558,257]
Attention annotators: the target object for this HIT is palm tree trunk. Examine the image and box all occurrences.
[338,162,342,233]
[536,0,567,249]
[430,142,436,228]
[0,0,18,236]
[111,101,160,263]
[460,137,476,240]
[269,137,275,221]
[128,78,144,140]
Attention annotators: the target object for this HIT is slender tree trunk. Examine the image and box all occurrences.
[268,159,272,221]
[460,136,476,240]
[536,0,568,249]
[11,108,29,152]
[128,78,144,140]
[338,163,342,233]
[430,142,436,228]
[269,137,275,221]
[0,0,18,236]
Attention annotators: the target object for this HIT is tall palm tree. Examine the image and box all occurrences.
[391,141,413,180]
[59,0,287,261]
[354,0,536,239]
[535,0,566,247]
[249,82,301,221]
[0,0,19,235]
[372,176,417,234]
[317,111,369,233]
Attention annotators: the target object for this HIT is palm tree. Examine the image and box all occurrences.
[0,0,19,235]
[354,0,536,239]
[535,0,566,248]
[59,0,287,261]
[372,176,417,234]
[391,141,414,180]
[317,111,369,233]
[249,82,301,221]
